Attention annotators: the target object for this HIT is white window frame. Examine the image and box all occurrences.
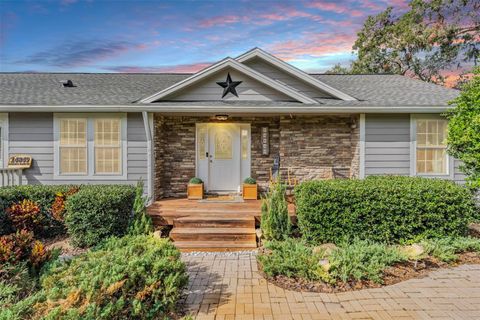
[0,113,8,168]
[53,113,127,180]
[410,114,454,179]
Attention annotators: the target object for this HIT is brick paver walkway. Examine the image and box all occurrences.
[182,251,480,320]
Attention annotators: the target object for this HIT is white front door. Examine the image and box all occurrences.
[196,123,250,192]
[208,124,240,191]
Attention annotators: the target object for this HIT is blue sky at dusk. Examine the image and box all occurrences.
[0,0,408,73]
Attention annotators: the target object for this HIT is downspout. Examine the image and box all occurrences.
[142,111,154,203]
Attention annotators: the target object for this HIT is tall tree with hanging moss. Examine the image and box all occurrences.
[446,67,480,189]
[352,0,479,87]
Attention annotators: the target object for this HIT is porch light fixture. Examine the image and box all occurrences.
[215,114,229,121]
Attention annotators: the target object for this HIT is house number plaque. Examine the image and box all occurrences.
[261,127,269,156]
[8,154,32,169]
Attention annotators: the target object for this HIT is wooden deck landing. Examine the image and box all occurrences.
[147,198,296,251]
[147,198,296,226]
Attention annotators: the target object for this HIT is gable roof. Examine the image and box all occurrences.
[139,57,317,104]
[236,48,357,101]
[0,73,459,108]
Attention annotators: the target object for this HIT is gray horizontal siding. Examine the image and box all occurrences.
[364,113,466,184]
[365,114,411,176]
[8,112,148,190]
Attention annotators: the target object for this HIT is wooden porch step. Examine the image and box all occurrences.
[171,227,256,242]
[174,216,255,228]
[173,240,257,252]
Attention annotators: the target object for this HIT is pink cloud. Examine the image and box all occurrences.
[307,2,364,17]
[358,0,383,11]
[268,32,356,60]
[104,62,213,73]
[199,15,248,28]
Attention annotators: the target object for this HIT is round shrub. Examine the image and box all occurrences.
[65,185,136,248]
[10,235,188,320]
[244,177,256,184]
[188,177,203,184]
[295,176,477,244]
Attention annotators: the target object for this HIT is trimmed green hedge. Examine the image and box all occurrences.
[65,185,136,247]
[295,176,477,244]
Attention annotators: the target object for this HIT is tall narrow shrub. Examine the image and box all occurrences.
[261,182,291,240]
[128,180,154,236]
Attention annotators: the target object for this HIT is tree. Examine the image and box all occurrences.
[446,67,480,189]
[352,0,480,86]
[325,63,351,74]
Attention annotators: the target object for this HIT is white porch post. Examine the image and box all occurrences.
[359,113,366,179]
[142,111,154,203]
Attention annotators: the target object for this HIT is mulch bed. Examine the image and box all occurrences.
[258,252,480,293]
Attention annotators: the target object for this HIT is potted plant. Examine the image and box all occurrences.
[187,177,204,200]
[242,177,258,200]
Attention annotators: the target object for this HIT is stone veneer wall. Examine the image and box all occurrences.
[279,115,360,181]
[154,114,359,199]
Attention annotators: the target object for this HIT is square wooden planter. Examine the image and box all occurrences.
[243,184,258,200]
[187,183,204,200]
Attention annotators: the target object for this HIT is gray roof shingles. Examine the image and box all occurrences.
[0,73,458,107]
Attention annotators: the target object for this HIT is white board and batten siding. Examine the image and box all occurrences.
[243,57,333,100]
[364,113,466,184]
[8,112,149,190]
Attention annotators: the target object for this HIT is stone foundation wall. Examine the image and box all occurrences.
[154,114,360,199]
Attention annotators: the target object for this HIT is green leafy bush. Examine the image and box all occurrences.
[64,185,135,248]
[5,235,188,320]
[446,67,480,189]
[421,237,480,262]
[258,239,327,281]
[328,241,406,283]
[244,177,256,184]
[0,185,73,236]
[261,183,291,240]
[295,176,477,244]
[128,181,154,236]
[188,177,203,184]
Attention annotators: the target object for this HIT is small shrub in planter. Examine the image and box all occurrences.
[295,176,477,244]
[65,185,136,248]
[18,235,188,320]
[261,182,291,240]
[187,177,204,200]
[243,177,258,200]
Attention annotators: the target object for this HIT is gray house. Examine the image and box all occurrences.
[0,48,464,201]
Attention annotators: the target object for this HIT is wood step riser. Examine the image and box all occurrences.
[179,248,257,252]
[174,221,255,228]
[171,233,256,242]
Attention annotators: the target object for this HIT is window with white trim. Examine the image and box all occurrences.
[94,119,121,174]
[416,119,448,174]
[54,114,126,179]
[59,118,87,174]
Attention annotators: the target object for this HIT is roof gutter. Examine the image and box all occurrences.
[0,105,452,114]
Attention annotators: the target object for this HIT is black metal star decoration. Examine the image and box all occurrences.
[216,73,242,98]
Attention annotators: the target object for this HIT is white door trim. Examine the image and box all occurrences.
[196,123,251,192]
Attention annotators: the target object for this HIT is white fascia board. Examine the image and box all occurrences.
[236,48,357,101]
[0,105,451,113]
[139,57,317,104]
